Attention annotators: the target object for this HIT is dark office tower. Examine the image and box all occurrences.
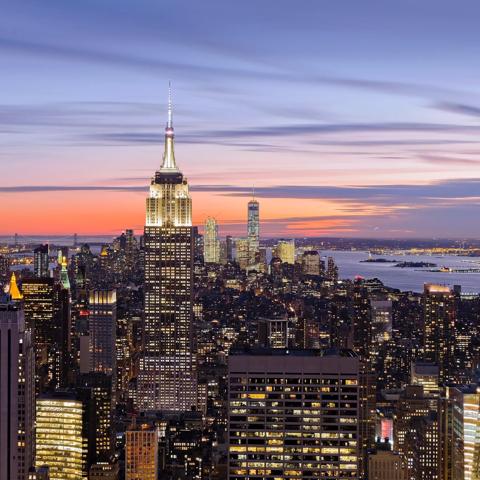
[393,385,431,458]
[0,255,10,284]
[137,88,197,412]
[0,301,35,480]
[87,290,117,381]
[404,412,440,480]
[77,373,114,467]
[22,278,55,390]
[423,284,456,384]
[228,348,360,479]
[326,256,339,281]
[34,244,49,278]
[226,235,233,262]
[352,280,376,479]
[53,283,72,388]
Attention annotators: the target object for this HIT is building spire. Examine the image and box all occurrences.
[160,82,178,172]
[167,81,173,129]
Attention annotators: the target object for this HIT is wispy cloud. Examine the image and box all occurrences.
[2,179,480,207]
[419,154,480,166]
[435,102,480,118]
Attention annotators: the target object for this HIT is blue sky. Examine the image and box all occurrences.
[2,0,480,237]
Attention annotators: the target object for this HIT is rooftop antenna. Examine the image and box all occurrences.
[167,81,173,128]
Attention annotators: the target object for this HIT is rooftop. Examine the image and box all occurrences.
[230,346,358,358]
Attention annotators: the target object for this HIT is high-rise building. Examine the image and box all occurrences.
[34,244,49,278]
[36,392,86,479]
[352,280,376,476]
[273,239,295,264]
[447,385,480,480]
[203,217,220,264]
[370,300,392,345]
[77,372,114,467]
[138,88,197,412]
[228,348,360,479]
[301,250,321,275]
[0,255,10,284]
[257,316,289,348]
[226,235,233,262]
[326,256,339,281]
[22,278,55,390]
[235,238,251,270]
[423,284,456,384]
[88,290,117,379]
[368,444,408,480]
[125,422,159,480]
[0,301,35,480]
[404,412,440,480]
[53,283,71,388]
[247,195,259,256]
[393,385,431,461]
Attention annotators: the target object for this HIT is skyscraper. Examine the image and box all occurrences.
[447,385,480,480]
[138,88,197,412]
[247,194,260,250]
[273,239,295,264]
[228,347,360,479]
[301,250,321,275]
[422,284,456,384]
[35,392,86,479]
[22,277,55,390]
[203,217,220,264]
[88,290,117,379]
[247,194,259,263]
[77,372,115,468]
[125,421,159,480]
[0,301,35,480]
[34,244,49,278]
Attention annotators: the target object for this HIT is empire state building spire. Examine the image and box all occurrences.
[160,83,178,172]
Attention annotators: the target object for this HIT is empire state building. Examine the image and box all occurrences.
[138,89,197,412]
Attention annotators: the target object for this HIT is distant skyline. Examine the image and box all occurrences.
[3,1,480,237]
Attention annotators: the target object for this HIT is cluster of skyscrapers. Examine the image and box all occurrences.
[1,94,480,480]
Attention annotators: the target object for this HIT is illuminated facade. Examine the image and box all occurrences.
[204,217,220,264]
[88,290,117,379]
[125,422,159,480]
[301,250,321,276]
[273,239,295,265]
[422,284,456,384]
[235,238,251,270]
[448,385,480,480]
[228,348,360,479]
[35,393,86,479]
[137,88,197,412]
[0,302,35,480]
[247,196,259,255]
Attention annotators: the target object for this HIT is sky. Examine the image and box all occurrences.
[2,0,480,238]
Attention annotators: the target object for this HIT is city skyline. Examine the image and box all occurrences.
[3,1,480,238]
